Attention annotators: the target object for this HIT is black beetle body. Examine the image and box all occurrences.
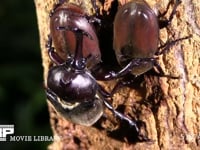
[50,3,101,68]
[113,0,159,76]
[46,3,104,126]
[47,31,104,126]
[47,91,104,126]
[47,62,104,126]
[46,2,142,132]
[47,64,97,103]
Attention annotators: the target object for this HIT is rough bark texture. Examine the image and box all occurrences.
[35,0,200,149]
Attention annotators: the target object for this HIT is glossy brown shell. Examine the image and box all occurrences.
[50,3,101,69]
[113,0,159,75]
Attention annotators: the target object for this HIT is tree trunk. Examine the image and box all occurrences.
[34,0,200,149]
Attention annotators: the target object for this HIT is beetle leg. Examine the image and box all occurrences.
[98,91,151,141]
[157,0,173,18]
[46,35,65,65]
[46,88,58,104]
[96,58,156,80]
[90,0,100,16]
[49,0,66,17]
[87,16,101,26]
[45,88,68,113]
[156,35,192,55]
[87,0,102,26]
[103,99,139,132]
[158,0,181,29]
[97,84,138,129]
[97,90,139,133]
[110,75,138,96]
[150,61,180,79]
[97,84,111,98]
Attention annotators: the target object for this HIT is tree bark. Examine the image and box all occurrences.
[35,0,200,149]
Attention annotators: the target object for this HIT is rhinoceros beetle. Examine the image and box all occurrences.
[45,2,146,139]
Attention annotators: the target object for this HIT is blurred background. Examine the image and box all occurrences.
[0,0,52,149]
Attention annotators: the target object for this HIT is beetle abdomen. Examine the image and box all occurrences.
[113,0,159,74]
